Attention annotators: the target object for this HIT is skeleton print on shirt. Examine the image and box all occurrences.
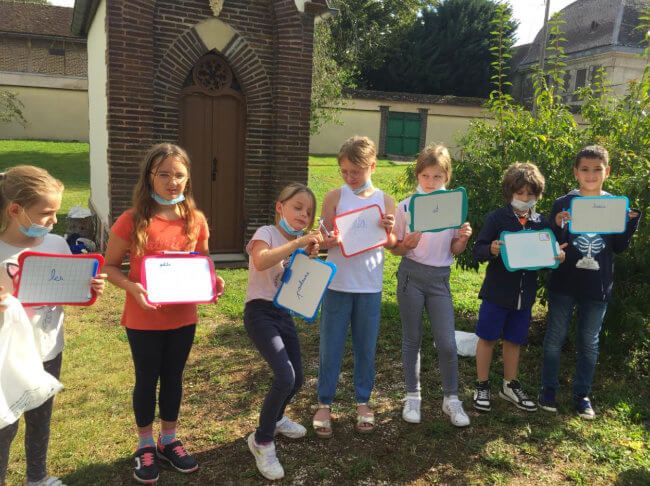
[573,233,606,271]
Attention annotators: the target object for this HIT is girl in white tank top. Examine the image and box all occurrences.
[313,136,396,438]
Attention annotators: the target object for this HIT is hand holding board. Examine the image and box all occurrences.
[14,251,104,306]
[273,249,337,321]
[569,196,629,234]
[141,253,217,305]
[500,229,560,271]
[408,187,468,233]
[334,204,388,257]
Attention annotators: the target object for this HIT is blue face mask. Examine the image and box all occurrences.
[416,185,446,195]
[151,192,185,205]
[279,216,304,237]
[19,211,53,238]
[350,179,373,195]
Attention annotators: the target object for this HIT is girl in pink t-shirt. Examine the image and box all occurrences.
[244,183,321,481]
[391,144,472,428]
[104,143,224,484]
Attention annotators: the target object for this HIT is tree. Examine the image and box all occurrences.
[364,0,517,97]
[0,90,26,127]
[310,20,355,135]
[327,0,431,86]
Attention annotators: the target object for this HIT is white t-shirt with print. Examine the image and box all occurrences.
[245,225,291,303]
[0,233,71,361]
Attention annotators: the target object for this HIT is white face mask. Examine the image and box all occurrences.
[416,185,445,194]
[511,197,537,212]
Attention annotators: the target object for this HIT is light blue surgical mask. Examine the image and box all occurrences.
[19,211,53,238]
[511,197,537,212]
[416,185,446,194]
[350,179,373,195]
[279,216,304,237]
[151,192,185,205]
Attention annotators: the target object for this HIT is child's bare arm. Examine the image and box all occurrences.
[320,189,341,249]
[451,222,473,255]
[382,194,397,249]
[250,232,322,271]
[104,231,158,311]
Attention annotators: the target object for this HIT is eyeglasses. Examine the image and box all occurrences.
[151,172,188,183]
[339,167,369,179]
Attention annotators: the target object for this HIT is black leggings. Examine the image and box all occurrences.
[126,325,196,427]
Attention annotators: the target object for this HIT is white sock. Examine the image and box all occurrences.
[406,391,421,400]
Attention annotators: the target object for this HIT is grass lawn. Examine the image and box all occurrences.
[1,141,649,485]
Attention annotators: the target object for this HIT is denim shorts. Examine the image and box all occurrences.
[475,300,532,345]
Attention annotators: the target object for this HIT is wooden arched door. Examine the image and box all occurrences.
[180,52,245,253]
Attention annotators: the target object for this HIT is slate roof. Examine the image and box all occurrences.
[517,0,647,67]
[0,2,79,38]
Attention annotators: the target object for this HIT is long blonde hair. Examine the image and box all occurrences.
[0,165,64,233]
[131,143,199,255]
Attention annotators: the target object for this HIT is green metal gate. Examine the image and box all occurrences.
[386,112,421,156]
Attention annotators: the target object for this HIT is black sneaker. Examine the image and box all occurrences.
[574,395,596,420]
[473,380,491,412]
[499,380,537,412]
[538,387,558,412]
[156,439,199,473]
[133,446,159,484]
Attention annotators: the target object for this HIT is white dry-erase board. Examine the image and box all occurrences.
[408,187,468,233]
[569,196,629,234]
[273,249,337,322]
[141,254,217,305]
[334,204,388,257]
[499,229,560,272]
[14,251,104,306]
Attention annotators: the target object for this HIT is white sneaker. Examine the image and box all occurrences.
[274,416,307,439]
[26,477,65,486]
[247,433,284,480]
[402,396,421,423]
[442,396,471,427]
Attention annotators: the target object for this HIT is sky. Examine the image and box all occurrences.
[49,0,578,46]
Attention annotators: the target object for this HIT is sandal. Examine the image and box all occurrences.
[312,404,333,439]
[355,403,375,434]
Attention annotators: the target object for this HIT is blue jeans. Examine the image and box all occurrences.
[541,291,608,397]
[317,289,382,404]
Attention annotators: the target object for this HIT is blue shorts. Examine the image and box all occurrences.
[475,300,532,345]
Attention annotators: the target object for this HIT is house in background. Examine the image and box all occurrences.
[0,2,88,141]
[512,0,647,106]
[309,89,488,159]
[72,0,332,260]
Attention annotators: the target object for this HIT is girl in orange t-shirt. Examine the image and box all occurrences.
[104,143,224,484]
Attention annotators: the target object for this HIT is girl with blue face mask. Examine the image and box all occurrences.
[104,143,225,484]
[0,165,107,486]
[243,183,320,480]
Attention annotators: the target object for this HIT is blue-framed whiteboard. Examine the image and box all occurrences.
[408,187,468,233]
[568,195,629,234]
[499,229,560,272]
[273,249,337,322]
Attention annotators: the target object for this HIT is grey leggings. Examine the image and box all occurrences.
[397,258,458,396]
[0,353,62,485]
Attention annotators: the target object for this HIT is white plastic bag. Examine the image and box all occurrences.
[0,295,63,429]
[455,330,479,357]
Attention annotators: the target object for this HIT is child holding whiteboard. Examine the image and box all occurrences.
[104,144,224,484]
[0,166,106,486]
[472,162,564,414]
[313,136,396,438]
[539,145,640,419]
[391,145,472,427]
[244,183,321,481]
